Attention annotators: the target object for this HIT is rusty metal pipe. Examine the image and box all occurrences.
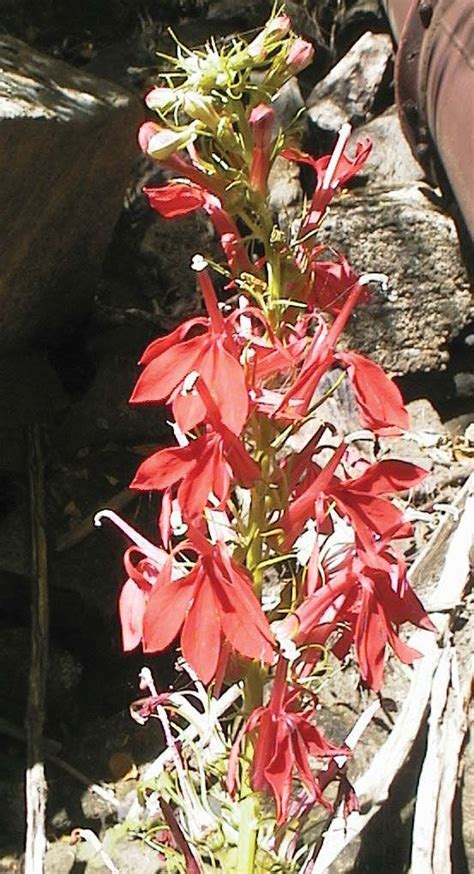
[382,0,474,240]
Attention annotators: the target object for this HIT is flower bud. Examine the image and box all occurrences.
[145,87,176,114]
[144,123,199,161]
[137,121,161,154]
[182,91,220,129]
[248,103,276,194]
[247,14,292,61]
[286,38,315,74]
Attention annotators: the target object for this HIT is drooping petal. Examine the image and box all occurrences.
[118,578,147,651]
[143,572,196,652]
[337,351,409,435]
[131,442,200,491]
[180,574,222,684]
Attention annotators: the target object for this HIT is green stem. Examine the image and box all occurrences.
[236,787,258,874]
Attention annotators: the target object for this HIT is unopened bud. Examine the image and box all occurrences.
[247,14,292,61]
[145,87,176,113]
[286,38,315,74]
[182,91,220,129]
[146,123,199,161]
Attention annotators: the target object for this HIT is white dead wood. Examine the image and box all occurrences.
[311,472,474,874]
[25,426,49,874]
[411,648,473,873]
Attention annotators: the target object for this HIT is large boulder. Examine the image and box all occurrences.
[318,185,472,373]
[0,36,142,349]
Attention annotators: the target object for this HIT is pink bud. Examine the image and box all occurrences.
[137,121,161,154]
[249,103,276,150]
[247,14,292,60]
[145,87,175,113]
[286,38,315,74]
[248,104,276,195]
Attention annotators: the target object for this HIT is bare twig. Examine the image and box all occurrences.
[410,649,473,873]
[25,424,49,874]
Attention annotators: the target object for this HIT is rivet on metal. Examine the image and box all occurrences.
[418,0,433,27]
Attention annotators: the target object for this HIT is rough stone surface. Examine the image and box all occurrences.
[356,105,426,187]
[308,31,393,131]
[0,36,142,350]
[318,185,473,373]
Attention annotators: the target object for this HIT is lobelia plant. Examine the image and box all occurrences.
[95,8,435,872]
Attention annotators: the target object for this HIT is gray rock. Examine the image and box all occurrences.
[0,36,142,350]
[44,841,76,874]
[308,31,393,131]
[56,341,169,454]
[317,185,472,373]
[357,105,426,187]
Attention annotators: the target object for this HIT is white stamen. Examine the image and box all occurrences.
[358,272,389,291]
[322,122,352,191]
[181,370,200,394]
[191,254,208,272]
[168,419,189,447]
[94,509,167,567]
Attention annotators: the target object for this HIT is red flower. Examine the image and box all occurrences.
[228,658,347,822]
[131,377,260,519]
[143,530,275,684]
[277,281,409,434]
[291,547,434,691]
[281,447,428,557]
[144,182,252,275]
[130,262,249,436]
[307,255,369,315]
[282,124,371,233]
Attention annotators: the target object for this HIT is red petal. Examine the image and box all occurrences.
[118,578,146,651]
[144,183,206,218]
[139,318,207,366]
[338,351,409,435]
[143,575,195,652]
[130,335,207,404]
[180,574,222,684]
[344,459,428,498]
[131,443,199,491]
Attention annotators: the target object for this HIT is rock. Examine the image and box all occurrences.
[317,185,472,373]
[407,399,444,433]
[56,328,169,454]
[356,105,426,187]
[44,842,76,874]
[0,36,142,350]
[268,155,303,236]
[308,32,393,132]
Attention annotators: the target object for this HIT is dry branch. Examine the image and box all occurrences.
[25,424,49,874]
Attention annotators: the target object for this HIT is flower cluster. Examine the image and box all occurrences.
[97,11,432,871]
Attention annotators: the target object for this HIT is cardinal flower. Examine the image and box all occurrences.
[281,446,428,557]
[143,182,252,275]
[93,509,170,652]
[277,275,409,434]
[142,528,275,684]
[289,546,434,691]
[130,258,249,436]
[282,123,371,233]
[228,658,347,822]
[131,377,260,519]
